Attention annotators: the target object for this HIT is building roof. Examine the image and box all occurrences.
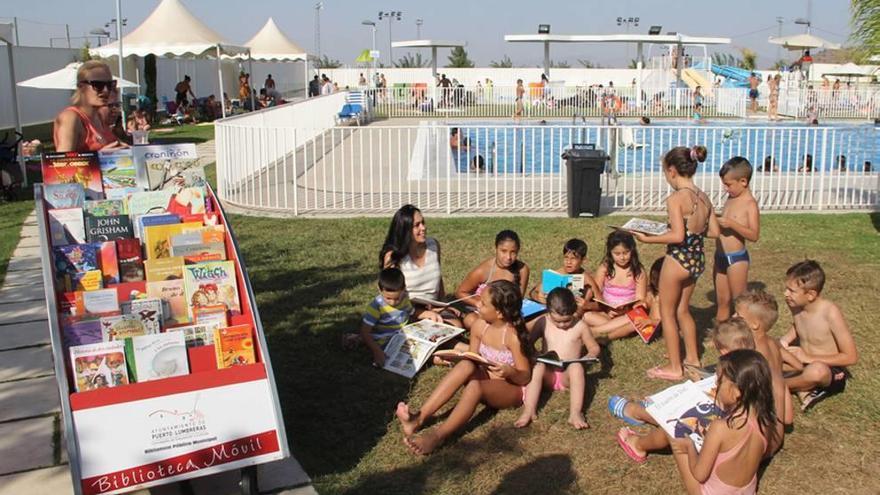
[503,33,731,45]
[391,40,466,49]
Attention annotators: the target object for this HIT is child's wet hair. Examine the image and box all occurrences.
[648,257,664,295]
[603,230,642,280]
[378,267,406,292]
[719,156,753,183]
[712,317,755,353]
[487,280,533,359]
[717,349,779,447]
[495,229,521,249]
[563,238,587,258]
[663,145,707,177]
[546,288,577,316]
[734,289,779,331]
[786,259,825,294]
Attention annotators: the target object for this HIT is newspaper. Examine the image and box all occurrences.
[383,320,464,378]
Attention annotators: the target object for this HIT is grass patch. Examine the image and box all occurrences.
[224,212,880,494]
[0,195,36,286]
[150,123,215,144]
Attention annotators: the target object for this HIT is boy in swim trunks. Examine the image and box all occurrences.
[713,157,760,322]
[528,238,600,318]
[780,260,858,411]
[515,288,600,430]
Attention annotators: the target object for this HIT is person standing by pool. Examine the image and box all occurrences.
[748,73,760,113]
[53,60,123,152]
[514,79,525,124]
[768,74,780,121]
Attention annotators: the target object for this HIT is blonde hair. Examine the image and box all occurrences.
[712,317,755,352]
[734,289,779,331]
[71,60,112,106]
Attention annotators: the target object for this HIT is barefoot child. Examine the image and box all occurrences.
[396,280,533,455]
[357,268,442,366]
[714,157,760,322]
[456,230,530,329]
[585,231,647,333]
[528,238,599,316]
[592,256,664,341]
[668,349,778,495]
[633,145,718,380]
[780,260,858,411]
[515,288,600,430]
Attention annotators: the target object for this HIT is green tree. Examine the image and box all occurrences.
[628,59,639,69]
[740,48,758,71]
[394,53,429,68]
[446,46,474,68]
[711,52,742,67]
[578,59,597,68]
[490,55,514,68]
[772,59,788,70]
[851,0,880,61]
[78,41,94,62]
[313,55,342,69]
[549,59,570,68]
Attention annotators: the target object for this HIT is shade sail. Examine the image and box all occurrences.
[17,62,139,90]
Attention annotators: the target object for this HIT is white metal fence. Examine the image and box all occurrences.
[363,86,747,119]
[216,117,879,215]
[777,87,880,120]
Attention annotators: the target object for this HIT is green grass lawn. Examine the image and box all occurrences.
[222,212,880,495]
[0,196,36,286]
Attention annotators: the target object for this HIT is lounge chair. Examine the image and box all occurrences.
[619,127,646,149]
[336,91,368,125]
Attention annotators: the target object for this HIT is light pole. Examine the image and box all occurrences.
[776,16,784,62]
[362,20,377,85]
[616,16,639,61]
[104,17,127,41]
[378,11,402,67]
[416,18,423,39]
[314,2,323,64]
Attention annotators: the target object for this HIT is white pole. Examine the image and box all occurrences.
[543,41,550,79]
[248,51,256,111]
[303,58,308,98]
[116,0,126,125]
[431,46,437,79]
[217,46,227,117]
[4,40,25,186]
[636,42,643,109]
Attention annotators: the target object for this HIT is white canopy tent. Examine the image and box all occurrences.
[232,18,309,99]
[767,33,841,51]
[17,62,139,90]
[90,0,250,117]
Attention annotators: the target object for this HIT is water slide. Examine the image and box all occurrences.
[682,68,712,93]
[708,65,751,87]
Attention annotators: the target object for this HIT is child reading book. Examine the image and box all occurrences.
[455,230,530,329]
[354,268,442,366]
[590,256,663,341]
[528,238,600,317]
[632,145,719,381]
[713,157,761,322]
[780,260,858,411]
[396,280,532,455]
[667,349,778,495]
[515,288,600,430]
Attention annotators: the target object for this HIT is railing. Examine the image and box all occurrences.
[363,86,747,119]
[215,114,879,215]
[777,87,880,120]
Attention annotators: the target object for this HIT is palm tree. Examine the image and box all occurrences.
[740,48,758,71]
[394,53,428,68]
[490,55,514,68]
[851,0,880,60]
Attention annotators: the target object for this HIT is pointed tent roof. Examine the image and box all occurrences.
[240,18,308,61]
[767,33,841,51]
[90,0,247,58]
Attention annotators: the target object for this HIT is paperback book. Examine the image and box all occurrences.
[69,341,129,392]
[627,306,657,344]
[146,279,189,325]
[41,151,103,199]
[124,331,188,382]
[382,320,465,378]
[522,299,548,319]
[183,261,240,318]
[127,190,174,218]
[613,218,669,236]
[63,319,105,348]
[98,241,119,286]
[431,349,493,366]
[143,221,202,260]
[116,238,145,282]
[84,199,127,217]
[194,304,228,327]
[99,148,140,199]
[541,269,585,296]
[171,323,215,347]
[53,243,100,290]
[133,212,180,240]
[535,350,600,369]
[99,314,147,341]
[213,325,256,368]
[48,208,85,246]
[144,256,185,282]
[645,379,724,452]
[85,215,134,242]
[43,183,85,209]
[127,297,164,334]
[72,270,103,292]
[132,144,199,191]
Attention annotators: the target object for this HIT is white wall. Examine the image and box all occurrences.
[0,46,78,129]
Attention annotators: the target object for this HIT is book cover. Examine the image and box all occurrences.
[146,279,189,325]
[63,319,104,347]
[133,212,180,240]
[125,332,188,382]
[98,241,120,286]
[645,381,724,452]
[72,270,103,291]
[82,288,120,314]
[41,151,104,200]
[143,222,202,260]
[132,144,199,191]
[54,243,100,290]
[616,218,669,236]
[541,269,585,296]
[165,186,206,216]
[84,199,127,217]
[48,208,85,246]
[127,190,174,218]
[99,148,140,199]
[213,325,255,368]
[170,324,214,347]
[116,238,145,282]
[128,297,163,334]
[100,314,147,341]
[627,306,657,344]
[44,183,85,209]
[86,215,133,243]
[194,304,228,327]
[59,291,84,316]
[522,299,547,319]
[69,341,129,392]
[183,261,240,318]
[144,256,185,283]
[594,297,640,311]
[382,321,466,378]
[535,350,599,369]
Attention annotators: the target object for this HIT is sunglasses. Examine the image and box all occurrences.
[78,79,118,92]
[107,102,122,108]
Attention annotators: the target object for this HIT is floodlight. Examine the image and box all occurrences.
[538,24,550,34]
[648,25,662,35]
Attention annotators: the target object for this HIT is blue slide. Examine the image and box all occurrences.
[709,65,752,88]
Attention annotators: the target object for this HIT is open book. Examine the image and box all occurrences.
[410,294,476,308]
[645,376,722,452]
[541,269,585,297]
[611,218,668,236]
[432,349,494,366]
[522,299,547,319]
[626,306,657,343]
[382,320,465,378]
[594,297,640,312]
[536,351,599,369]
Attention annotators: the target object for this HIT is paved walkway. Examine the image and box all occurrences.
[0,209,315,494]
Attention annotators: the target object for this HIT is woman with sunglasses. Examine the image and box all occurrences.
[98,89,130,145]
[53,60,123,152]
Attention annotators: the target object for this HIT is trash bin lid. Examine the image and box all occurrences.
[562,144,609,160]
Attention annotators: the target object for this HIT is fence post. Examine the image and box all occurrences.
[446,124,452,215]
[817,128,828,211]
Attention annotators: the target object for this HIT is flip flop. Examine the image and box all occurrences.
[608,396,645,426]
[616,427,647,464]
[646,365,683,381]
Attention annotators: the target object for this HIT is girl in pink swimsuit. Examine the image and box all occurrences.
[395,280,533,455]
[584,230,647,339]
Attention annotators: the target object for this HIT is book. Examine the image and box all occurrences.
[613,218,668,236]
[627,306,657,344]
[84,199,127,217]
[169,228,226,263]
[522,299,547,319]
[535,350,599,369]
[43,183,85,209]
[69,341,129,392]
[63,319,105,348]
[541,269,585,296]
[86,215,133,242]
[645,379,724,452]
[98,241,119,286]
[166,186,206,216]
[132,144,199,191]
[100,314,147,341]
[194,304,228,327]
[410,293,476,308]
[41,151,103,200]
[127,190,175,218]
[133,212,180,240]
[99,148,140,199]
[146,279,189,325]
[382,320,465,378]
[144,256,185,282]
[593,297,640,312]
[48,208,85,246]
[82,288,120,314]
[72,270,103,291]
[116,238,145,282]
[53,243,101,291]
[127,297,164,334]
[170,323,215,347]
[125,332,188,382]
[143,221,202,260]
[183,261,240,318]
[213,325,256,368]
[431,350,493,366]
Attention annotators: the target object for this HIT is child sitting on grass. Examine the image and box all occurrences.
[396,280,533,455]
[583,231,646,338]
[515,288,601,430]
[590,256,664,341]
[780,260,858,411]
[528,238,600,317]
[356,268,442,367]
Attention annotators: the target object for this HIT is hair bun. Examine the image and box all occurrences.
[690,145,708,163]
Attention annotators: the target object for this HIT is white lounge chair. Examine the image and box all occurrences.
[619,127,647,149]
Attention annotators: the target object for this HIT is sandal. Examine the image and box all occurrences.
[608,396,645,426]
[646,365,683,381]
[616,427,647,463]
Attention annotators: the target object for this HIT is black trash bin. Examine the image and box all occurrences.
[562,144,609,217]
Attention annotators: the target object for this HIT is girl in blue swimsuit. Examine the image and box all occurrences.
[632,145,719,381]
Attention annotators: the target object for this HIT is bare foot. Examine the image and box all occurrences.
[621,428,647,459]
[568,412,590,430]
[514,411,537,428]
[405,430,441,455]
[395,402,420,437]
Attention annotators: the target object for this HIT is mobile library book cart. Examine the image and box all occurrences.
[35,183,290,495]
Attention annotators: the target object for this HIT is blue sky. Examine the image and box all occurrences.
[3,0,854,67]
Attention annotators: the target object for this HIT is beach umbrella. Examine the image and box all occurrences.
[767,33,841,51]
[17,62,139,90]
